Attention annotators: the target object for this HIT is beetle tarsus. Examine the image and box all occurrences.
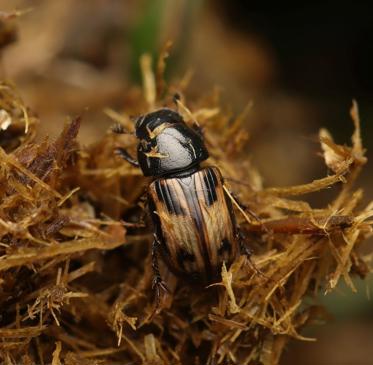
[152,237,169,309]
[115,147,140,168]
[152,276,169,292]
[238,230,267,279]
[112,123,127,134]
[152,276,169,311]
[231,191,262,224]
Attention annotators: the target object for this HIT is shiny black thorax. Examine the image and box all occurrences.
[135,109,208,177]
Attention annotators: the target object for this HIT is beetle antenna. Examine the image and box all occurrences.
[111,123,134,135]
[115,148,139,167]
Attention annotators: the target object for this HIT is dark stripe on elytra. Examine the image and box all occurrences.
[208,168,218,202]
[156,179,186,216]
[155,180,173,213]
[181,173,213,280]
[169,179,188,216]
[202,169,212,206]
[165,181,177,215]
[210,167,219,185]
[202,168,218,206]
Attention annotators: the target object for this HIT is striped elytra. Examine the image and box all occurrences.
[148,166,239,283]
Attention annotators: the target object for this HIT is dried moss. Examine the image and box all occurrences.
[0,54,371,365]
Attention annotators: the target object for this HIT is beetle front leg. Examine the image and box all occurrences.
[237,229,254,259]
[152,235,169,308]
[115,147,140,168]
[111,123,134,135]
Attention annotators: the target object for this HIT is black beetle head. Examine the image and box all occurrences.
[135,108,209,177]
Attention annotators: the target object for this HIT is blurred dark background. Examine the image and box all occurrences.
[0,1,371,363]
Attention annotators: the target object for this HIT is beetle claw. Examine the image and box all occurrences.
[238,230,269,279]
[111,123,126,134]
[152,276,170,294]
[244,252,269,280]
[115,147,140,167]
[151,277,170,317]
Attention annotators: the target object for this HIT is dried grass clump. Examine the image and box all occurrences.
[0,53,372,365]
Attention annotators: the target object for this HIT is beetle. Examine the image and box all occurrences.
[113,108,253,300]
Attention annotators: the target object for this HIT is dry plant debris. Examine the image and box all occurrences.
[0,53,372,365]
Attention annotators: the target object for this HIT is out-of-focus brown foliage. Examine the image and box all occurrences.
[0,51,372,365]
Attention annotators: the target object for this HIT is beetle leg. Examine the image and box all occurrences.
[111,123,134,135]
[246,215,353,235]
[137,194,148,224]
[237,229,267,278]
[230,191,262,224]
[152,235,169,308]
[115,147,140,168]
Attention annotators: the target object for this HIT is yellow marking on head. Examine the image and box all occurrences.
[146,122,173,139]
[144,146,169,159]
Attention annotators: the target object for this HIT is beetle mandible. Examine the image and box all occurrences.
[113,108,254,301]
